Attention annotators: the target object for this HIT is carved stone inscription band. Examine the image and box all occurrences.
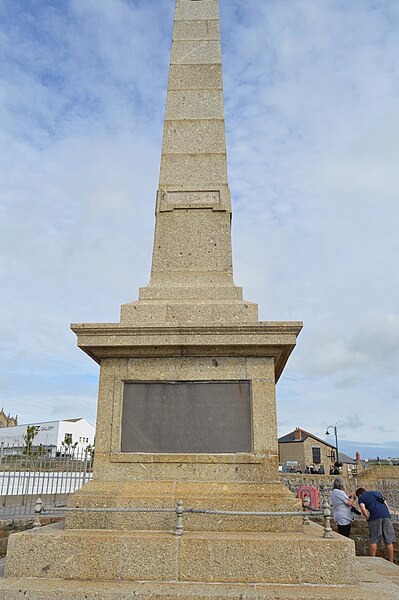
[167,190,220,206]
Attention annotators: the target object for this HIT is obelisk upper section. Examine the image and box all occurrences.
[121,0,258,325]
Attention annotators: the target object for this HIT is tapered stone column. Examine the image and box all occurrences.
[121,0,258,326]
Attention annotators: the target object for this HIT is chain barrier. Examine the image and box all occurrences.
[34,496,332,538]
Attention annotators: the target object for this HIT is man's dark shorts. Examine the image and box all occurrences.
[368,518,396,544]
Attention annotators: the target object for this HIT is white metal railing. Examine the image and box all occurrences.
[0,445,93,516]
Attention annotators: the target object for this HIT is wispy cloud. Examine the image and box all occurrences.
[337,415,364,431]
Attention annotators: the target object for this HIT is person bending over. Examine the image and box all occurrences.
[356,487,396,563]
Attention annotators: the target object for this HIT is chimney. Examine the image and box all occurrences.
[294,427,302,441]
[356,451,361,462]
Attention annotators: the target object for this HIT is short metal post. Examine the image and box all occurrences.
[322,490,333,539]
[302,494,310,525]
[175,499,184,536]
[33,497,43,528]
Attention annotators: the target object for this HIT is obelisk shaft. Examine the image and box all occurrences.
[121,0,258,324]
[148,0,233,294]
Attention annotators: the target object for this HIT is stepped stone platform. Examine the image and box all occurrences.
[1,552,398,600]
[3,522,354,586]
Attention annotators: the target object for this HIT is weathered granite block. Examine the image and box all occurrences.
[165,90,224,120]
[162,119,226,154]
[173,19,220,42]
[175,0,219,21]
[171,40,221,64]
[168,64,223,90]
[160,154,227,185]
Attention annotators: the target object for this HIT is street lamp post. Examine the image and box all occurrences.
[325,425,339,465]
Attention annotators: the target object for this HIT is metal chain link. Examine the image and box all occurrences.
[43,506,175,513]
[35,497,331,538]
[185,508,322,516]
[42,504,322,517]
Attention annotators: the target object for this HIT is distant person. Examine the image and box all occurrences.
[356,487,396,562]
[331,478,355,537]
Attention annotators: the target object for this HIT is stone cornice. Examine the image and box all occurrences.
[71,321,302,336]
[71,321,302,381]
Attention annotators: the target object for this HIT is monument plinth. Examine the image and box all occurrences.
[3,1,398,598]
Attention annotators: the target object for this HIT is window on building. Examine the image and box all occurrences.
[312,447,321,464]
[64,433,73,444]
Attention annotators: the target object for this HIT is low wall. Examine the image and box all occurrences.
[0,516,64,557]
[1,493,68,511]
[281,474,398,508]
[311,515,399,565]
[357,465,399,481]
[280,474,335,486]
[350,519,399,564]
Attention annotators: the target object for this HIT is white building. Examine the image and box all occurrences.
[0,418,95,453]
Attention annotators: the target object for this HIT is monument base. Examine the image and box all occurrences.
[3,522,353,584]
[0,534,399,600]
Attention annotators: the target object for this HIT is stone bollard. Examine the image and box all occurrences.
[175,499,184,536]
[33,497,43,528]
[302,494,311,526]
[321,489,333,539]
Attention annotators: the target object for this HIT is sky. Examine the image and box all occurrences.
[1,0,399,459]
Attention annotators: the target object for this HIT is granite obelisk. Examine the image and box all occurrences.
[121,0,257,326]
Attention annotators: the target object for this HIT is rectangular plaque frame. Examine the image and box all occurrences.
[157,186,231,212]
[121,380,252,454]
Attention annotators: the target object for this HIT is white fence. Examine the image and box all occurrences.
[0,446,93,516]
[0,471,93,497]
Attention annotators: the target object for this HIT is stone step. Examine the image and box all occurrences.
[65,510,304,533]
[65,480,304,533]
[5,522,355,586]
[1,577,399,600]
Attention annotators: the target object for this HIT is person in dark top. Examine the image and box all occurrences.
[356,487,396,562]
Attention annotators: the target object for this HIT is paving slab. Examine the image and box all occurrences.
[0,561,399,600]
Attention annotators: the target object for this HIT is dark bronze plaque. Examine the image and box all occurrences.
[121,381,252,453]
